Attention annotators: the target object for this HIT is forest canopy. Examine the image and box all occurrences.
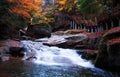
[0,0,119,39]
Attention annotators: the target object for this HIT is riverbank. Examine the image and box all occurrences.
[1,27,120,72]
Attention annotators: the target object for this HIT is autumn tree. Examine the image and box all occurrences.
[36,1,57,32]
[61,0,78,12]
[0,0,43,39]
[55,0,78,12]
[55,0,66,11]
[0,0,11,39]
[8,0,42,23]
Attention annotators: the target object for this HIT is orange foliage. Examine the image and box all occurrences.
[20,0,42,10]
[8,0,42,18]
[9,8,30,17]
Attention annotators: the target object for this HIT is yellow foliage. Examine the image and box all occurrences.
[38,17,55,24]
[56,0,66,5]
[56,0,78,12]
[59,7,64,11]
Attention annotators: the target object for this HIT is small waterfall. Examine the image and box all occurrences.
[21,34,94,68]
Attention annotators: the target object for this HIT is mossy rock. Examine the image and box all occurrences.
[103,30,120,40]
[95,31,120,71]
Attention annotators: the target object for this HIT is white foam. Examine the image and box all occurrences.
[21,34,94,68]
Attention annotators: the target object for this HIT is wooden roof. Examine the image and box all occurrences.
[71,15,97,26]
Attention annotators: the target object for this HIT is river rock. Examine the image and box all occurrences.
[43,33,87,49]
[64,29,86,34]
[52,29,86,35]
[9,47,25,57]
[56,35,87,48]
[44,31,99,50]
[81,50,98,60]
[52,31,65,35]
[26,24,51,39]
[95,28,120,71]
[0,55,9,62]
[0,47,10,61]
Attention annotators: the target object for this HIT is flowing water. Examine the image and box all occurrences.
[21,34,93,67]
[21,41,94,67]
[0,34,119,77]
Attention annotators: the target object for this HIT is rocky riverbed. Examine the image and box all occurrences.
[0,28,120,73]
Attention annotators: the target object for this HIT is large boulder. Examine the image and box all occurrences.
[26,24,51,39]
[44,30,99,50]
[56,35,89,49]
[44,33,87,49]
[95,27,120,71]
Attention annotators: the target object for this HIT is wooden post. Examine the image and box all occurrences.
[101,23,105,30]
[89,26,91,32]
[77,24,80,29]
[91,27,93,32]
[93,27,95,32]
[111,20,114,28]
[71,20,73,29]
[83,25,86,30]
[70,21,73,29]
[94,27,96,32]
[98,26,101,32]
[101,25,104,31]
[80,24,82,29]
[86,26,88,32]
[73,20,75,29]
[105,23,108,30]
[95,27,98,32]
[97,26,99,32]
[75,23,77,29]
[99,26,101,32]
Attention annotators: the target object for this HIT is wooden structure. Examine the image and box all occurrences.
[55,6,120,33]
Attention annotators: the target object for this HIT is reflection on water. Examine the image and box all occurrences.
[0,60,117,77]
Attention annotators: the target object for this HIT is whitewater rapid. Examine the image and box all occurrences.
[21,34,94,68]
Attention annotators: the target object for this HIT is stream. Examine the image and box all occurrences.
[0,34,119,77]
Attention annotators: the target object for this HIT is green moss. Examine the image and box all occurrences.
[103,32,108,37]
[101,31,120,42]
